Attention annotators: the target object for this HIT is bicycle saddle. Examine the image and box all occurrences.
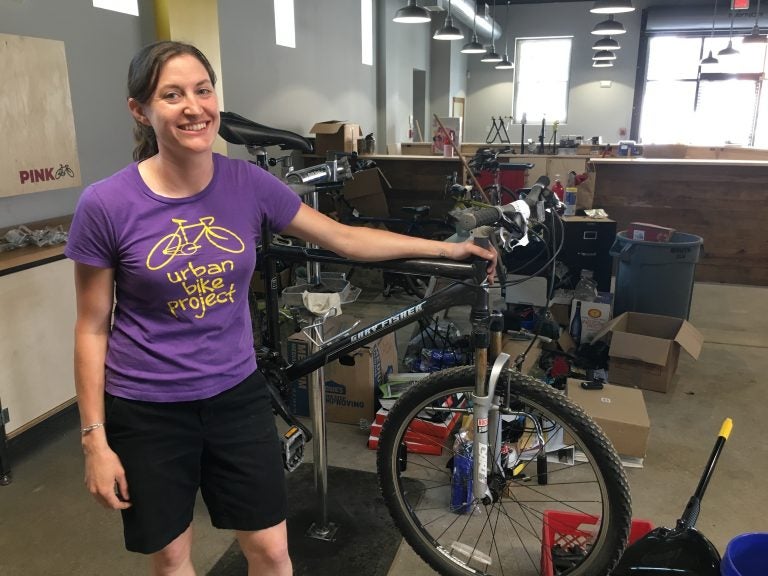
[218,111,313,152]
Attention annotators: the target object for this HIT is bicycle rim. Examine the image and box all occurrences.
[377,366,631,576]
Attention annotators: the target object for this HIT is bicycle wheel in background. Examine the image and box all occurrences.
[377,366,631,576]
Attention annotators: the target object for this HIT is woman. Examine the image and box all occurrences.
[66,40,495,576]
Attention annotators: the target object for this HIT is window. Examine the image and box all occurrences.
[639,35,768,145]
[361,0,373,66]
[514,37,572,123]
[274,0,296,48]
[92,0,138,16]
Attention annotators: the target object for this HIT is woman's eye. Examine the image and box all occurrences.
[198,88,213,96]
[163,92,180,101]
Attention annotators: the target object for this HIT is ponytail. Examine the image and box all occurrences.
[132,122,158,162]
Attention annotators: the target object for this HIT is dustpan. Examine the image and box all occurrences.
[611,418,733,576]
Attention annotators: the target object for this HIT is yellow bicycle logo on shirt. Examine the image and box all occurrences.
[146,217,245,270]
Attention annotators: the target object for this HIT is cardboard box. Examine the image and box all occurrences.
[310,120,363,156]
[566,379,650,459]
[501,336,541,375]
[250,266,291,295]
[592,312,703,393]
[324,331,397,424]
[285,315,344,418]
[569,293,613,345]
[343,167,392,219]
[627,222,676,242]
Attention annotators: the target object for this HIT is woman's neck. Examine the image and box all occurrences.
[138,151,214,198]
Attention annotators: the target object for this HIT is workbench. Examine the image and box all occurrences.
[0,216,75,484]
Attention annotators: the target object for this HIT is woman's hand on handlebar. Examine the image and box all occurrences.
[444,240,498,284]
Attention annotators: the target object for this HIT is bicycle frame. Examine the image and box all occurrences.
[258,222,504,502]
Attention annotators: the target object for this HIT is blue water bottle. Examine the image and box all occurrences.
[450,450,473,514]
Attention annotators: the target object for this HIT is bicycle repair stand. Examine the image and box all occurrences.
[281,160,361,542]
[486,116,511,144]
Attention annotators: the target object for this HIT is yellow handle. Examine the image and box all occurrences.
[719,418,733,440]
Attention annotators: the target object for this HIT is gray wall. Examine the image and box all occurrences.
[218,0,378,158]
[0,0,155,229]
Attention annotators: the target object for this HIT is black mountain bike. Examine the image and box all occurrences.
[220,113,632,576]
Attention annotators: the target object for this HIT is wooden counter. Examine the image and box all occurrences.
[591,158,768,285]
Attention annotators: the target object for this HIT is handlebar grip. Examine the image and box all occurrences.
[455,206,501,232]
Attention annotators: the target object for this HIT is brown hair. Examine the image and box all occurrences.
[127,41,217,161]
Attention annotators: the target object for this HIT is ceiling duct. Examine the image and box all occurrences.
[424,0,502,41]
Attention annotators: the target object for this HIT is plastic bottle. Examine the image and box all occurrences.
[564,172,577,216]
[551,174,565,201]
[573,269,598,302]
[569,300,583,347]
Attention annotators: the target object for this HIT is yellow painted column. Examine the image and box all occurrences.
[154,0,227,155]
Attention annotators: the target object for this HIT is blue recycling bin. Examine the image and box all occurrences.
[610,231,703,320]
[721,532,768,576]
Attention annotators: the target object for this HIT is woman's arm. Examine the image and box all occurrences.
[73,262,131,510]
[282,204,497,277]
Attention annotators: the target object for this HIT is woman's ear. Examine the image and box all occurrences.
[128,98,150,126]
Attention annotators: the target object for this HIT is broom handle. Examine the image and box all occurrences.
[678,418,733,530]
[433,114,491,204]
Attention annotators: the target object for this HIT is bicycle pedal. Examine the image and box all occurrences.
[281,425,305,473]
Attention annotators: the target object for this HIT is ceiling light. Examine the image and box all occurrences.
[590,0,635,14]
[393,0,430,24]
[701,50,719,65]
[481,3,503,62]
[433,0,464,40]
[495,54,514,69]
[701,0,719,65]
[461,12,486,54]
[742,0,767,43]
[743,24,768,43]
[592,36,621,50]
[591,15,626,35]
[592,60,614,68]
[495,2,514,70]
[593,50,617,61]
[433,15,464,40]
[718,10,739,58]
[718,40,739,57]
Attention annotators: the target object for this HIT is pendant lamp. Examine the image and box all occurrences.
[434,0,464,40]
[591,15,626,35]
[461,11,486,54]
[393,0,430,24]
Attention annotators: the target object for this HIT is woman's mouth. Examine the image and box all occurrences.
[180,122,208,132]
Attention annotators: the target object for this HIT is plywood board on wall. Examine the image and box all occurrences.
[0,33,81,197]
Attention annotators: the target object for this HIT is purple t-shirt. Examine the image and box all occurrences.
[65,153,301,402]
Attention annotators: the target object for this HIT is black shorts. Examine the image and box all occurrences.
[105,370,286,554]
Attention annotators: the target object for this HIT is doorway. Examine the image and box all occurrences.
[412,69,426,142]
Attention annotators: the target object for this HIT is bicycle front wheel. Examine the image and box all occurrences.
[377,366,631,576]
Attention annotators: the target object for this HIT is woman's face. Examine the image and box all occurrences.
[131,53,219,158]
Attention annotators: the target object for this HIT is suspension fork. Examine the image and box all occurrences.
[469,285,510,503]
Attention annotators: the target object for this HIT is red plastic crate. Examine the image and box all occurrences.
[540,510,654,576]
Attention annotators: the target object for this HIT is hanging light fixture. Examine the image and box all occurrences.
[592,36,621,50]
[701,0,719,65]
[591,15,627,35]
[495,1,515,70]
[718,9,740,57]
[593,60,614,68]
[433,0,464,40]
[743,0,768,44]
[461,10,486,54]
[590,0,634,14]
[481,3,503,62]
[593,50,617,61]
[393,0,430,24]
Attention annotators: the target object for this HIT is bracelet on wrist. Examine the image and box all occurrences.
[81,422,105,436]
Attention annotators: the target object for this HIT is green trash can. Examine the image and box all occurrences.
[610,231,703,320]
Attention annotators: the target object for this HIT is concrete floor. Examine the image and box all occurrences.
[0,280,766,575]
